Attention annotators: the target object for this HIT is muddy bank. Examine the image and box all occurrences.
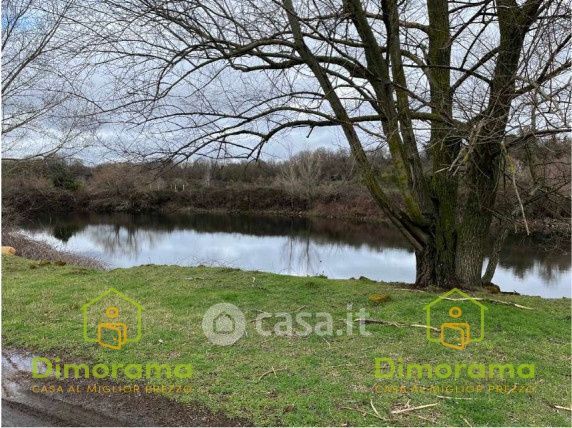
[1,230,105,269]
[2,349,250,427]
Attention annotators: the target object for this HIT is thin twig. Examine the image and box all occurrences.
[551,404,572,411]
[444,297,533,310]
[416,415,436,423]
[356,318,440,332]
[341,406,386,421]
[436,395,474,400]
[370,399,382,419]
[257,367,288,382]
[391,403,439,415]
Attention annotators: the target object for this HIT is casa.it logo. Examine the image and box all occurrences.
[82,288,143,350]
[425,288,486,350]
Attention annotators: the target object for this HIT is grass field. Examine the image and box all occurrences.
[2,255,571,426]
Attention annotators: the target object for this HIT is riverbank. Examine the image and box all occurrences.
[2,255,571,426]
[13,210,572,298]
[3,179,392,224]
[3,157,570,240]
[2,185,571,244]
[1,230,105,269]
[4,184,570,244]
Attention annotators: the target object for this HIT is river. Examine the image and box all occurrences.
[19,212,571,298]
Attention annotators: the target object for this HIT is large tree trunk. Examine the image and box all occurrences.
[415,245,457,289]
[455,223,487,290]
[414,225,459,289]
[451,0,533,288]
[415,226,489,290]
[455,145,501,289]
[284,0,537,292]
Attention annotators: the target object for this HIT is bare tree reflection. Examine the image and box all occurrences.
[280,234,323,276]
[84,225,163,259]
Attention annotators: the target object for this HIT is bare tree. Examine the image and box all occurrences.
[2,0,96,159]
[280,150,324,200]
[81,0,570,288]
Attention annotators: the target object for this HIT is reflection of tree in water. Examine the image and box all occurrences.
[24,211,415,252]
[497,258,569,286]
[281,234,323,276]
[536,262,569,286]
[22,211,570,288]
[52,223,85,242]
[495,235,570,286]
[280,229,363,277]
[84,225,164,258]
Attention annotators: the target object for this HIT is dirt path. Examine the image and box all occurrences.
[2,350,249,427]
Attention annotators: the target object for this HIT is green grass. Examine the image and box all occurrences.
[2,255,571,426]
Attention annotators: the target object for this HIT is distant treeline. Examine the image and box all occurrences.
[3,143,570,229]
[2,149,395,221]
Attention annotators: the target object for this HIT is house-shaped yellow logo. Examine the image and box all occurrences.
[425,288,486,350]
[82,288,143,350]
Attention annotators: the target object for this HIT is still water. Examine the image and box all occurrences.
[19,212,571,298]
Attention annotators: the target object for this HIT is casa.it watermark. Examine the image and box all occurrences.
[202,303,371,345]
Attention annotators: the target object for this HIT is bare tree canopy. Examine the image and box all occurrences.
[1,0,97,159]
[5,0,571,288]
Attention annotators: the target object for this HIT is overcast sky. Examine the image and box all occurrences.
[2,0,569,165]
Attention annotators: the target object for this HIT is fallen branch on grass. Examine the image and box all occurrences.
[436,395,474,400]
[462,416,473,427]
[390,403,439,415]
[444,297,533,310]
[355,318,440,332]
[551,404,572,411]
[370,399,383,420]
[341,406,386,422]
[257,367,288,382]
[416,415,438,424]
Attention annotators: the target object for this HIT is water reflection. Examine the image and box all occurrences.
[19,212,571,298]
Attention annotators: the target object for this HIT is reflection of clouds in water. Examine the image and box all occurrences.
[21,226,416,282]
[18,221,571,298]
[148,232,246,268]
